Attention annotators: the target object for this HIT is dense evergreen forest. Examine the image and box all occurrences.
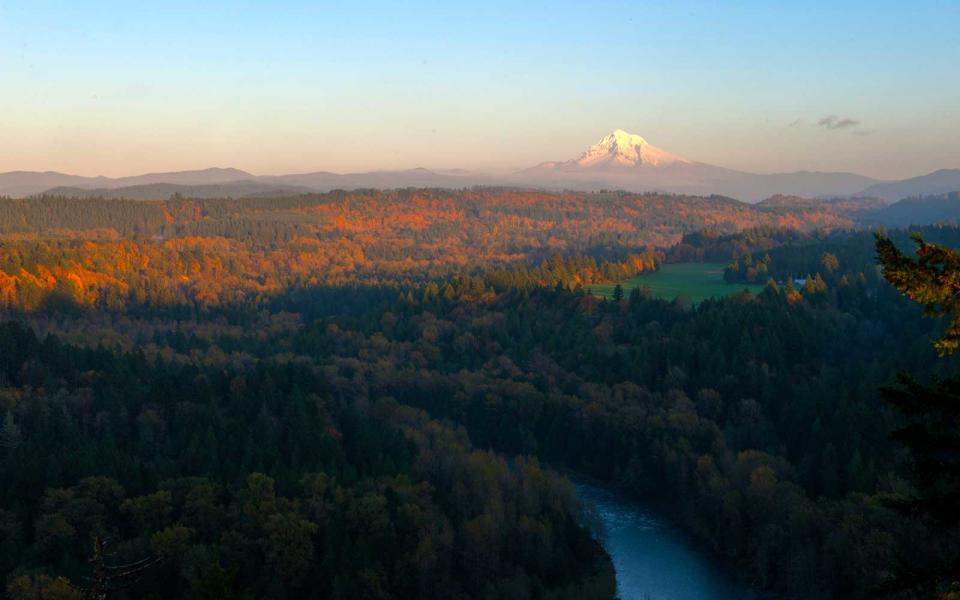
[0,190,958,598]
[0,322,613,599]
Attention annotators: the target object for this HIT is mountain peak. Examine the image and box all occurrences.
[575,129,687,168]
[608,129,648,146]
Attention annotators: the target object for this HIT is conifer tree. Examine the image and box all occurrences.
[876,232,960,356]
[875,232,960,594]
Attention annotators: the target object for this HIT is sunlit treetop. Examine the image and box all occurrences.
[876,232,960,355]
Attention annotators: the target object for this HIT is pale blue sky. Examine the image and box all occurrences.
[1,1,958,178]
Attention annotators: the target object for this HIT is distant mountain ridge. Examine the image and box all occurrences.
[0,171,113,198]
[43,180,313,200]
[1,167,491,199]
[106,167,254,187]
[2,130,958,202]
[516,130,880,201]
[856,169,960,201]
[759,192,960,228]
[859,192,960,227]
[0,168,254,198]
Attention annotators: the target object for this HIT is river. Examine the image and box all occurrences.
[576,482,757,600]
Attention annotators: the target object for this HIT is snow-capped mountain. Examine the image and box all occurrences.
[569,129,688,169]
[518,129,733,192]
[9,129,956,202]
[517,129,878,201]
[525,129,692,173]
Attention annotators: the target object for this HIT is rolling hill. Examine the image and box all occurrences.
[42,180,312,200]
[857,169,960,200]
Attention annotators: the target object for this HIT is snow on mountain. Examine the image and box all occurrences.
[526,129,690,173]
[14,129,955,203]
[573,129,689,168]
[517,129,879,202]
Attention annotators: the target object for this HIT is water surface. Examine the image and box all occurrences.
[576,482,756,600]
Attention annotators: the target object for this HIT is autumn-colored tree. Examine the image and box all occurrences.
[876,232,960,355]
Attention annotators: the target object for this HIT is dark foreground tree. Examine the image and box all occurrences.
[876,232,960,356]
[876,233,960,596]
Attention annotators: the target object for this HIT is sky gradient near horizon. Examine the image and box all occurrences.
[1,1,958,179]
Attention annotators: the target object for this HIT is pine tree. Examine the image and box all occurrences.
[875,232,960,593]
[876,232,960,355]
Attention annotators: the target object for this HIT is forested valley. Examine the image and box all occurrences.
[0,189,958,599]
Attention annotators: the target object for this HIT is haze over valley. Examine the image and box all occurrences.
[5,129,959,202]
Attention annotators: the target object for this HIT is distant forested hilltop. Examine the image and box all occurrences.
[0,188,859,243]
[2,189,956,247]
[0,188,851,312]
[0,188,957,314]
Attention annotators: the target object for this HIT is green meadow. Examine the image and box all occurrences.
[588,262,766,303]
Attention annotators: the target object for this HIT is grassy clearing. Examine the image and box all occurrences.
[588,262,766,303]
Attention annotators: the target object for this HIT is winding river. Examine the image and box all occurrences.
[576,482,757,600]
